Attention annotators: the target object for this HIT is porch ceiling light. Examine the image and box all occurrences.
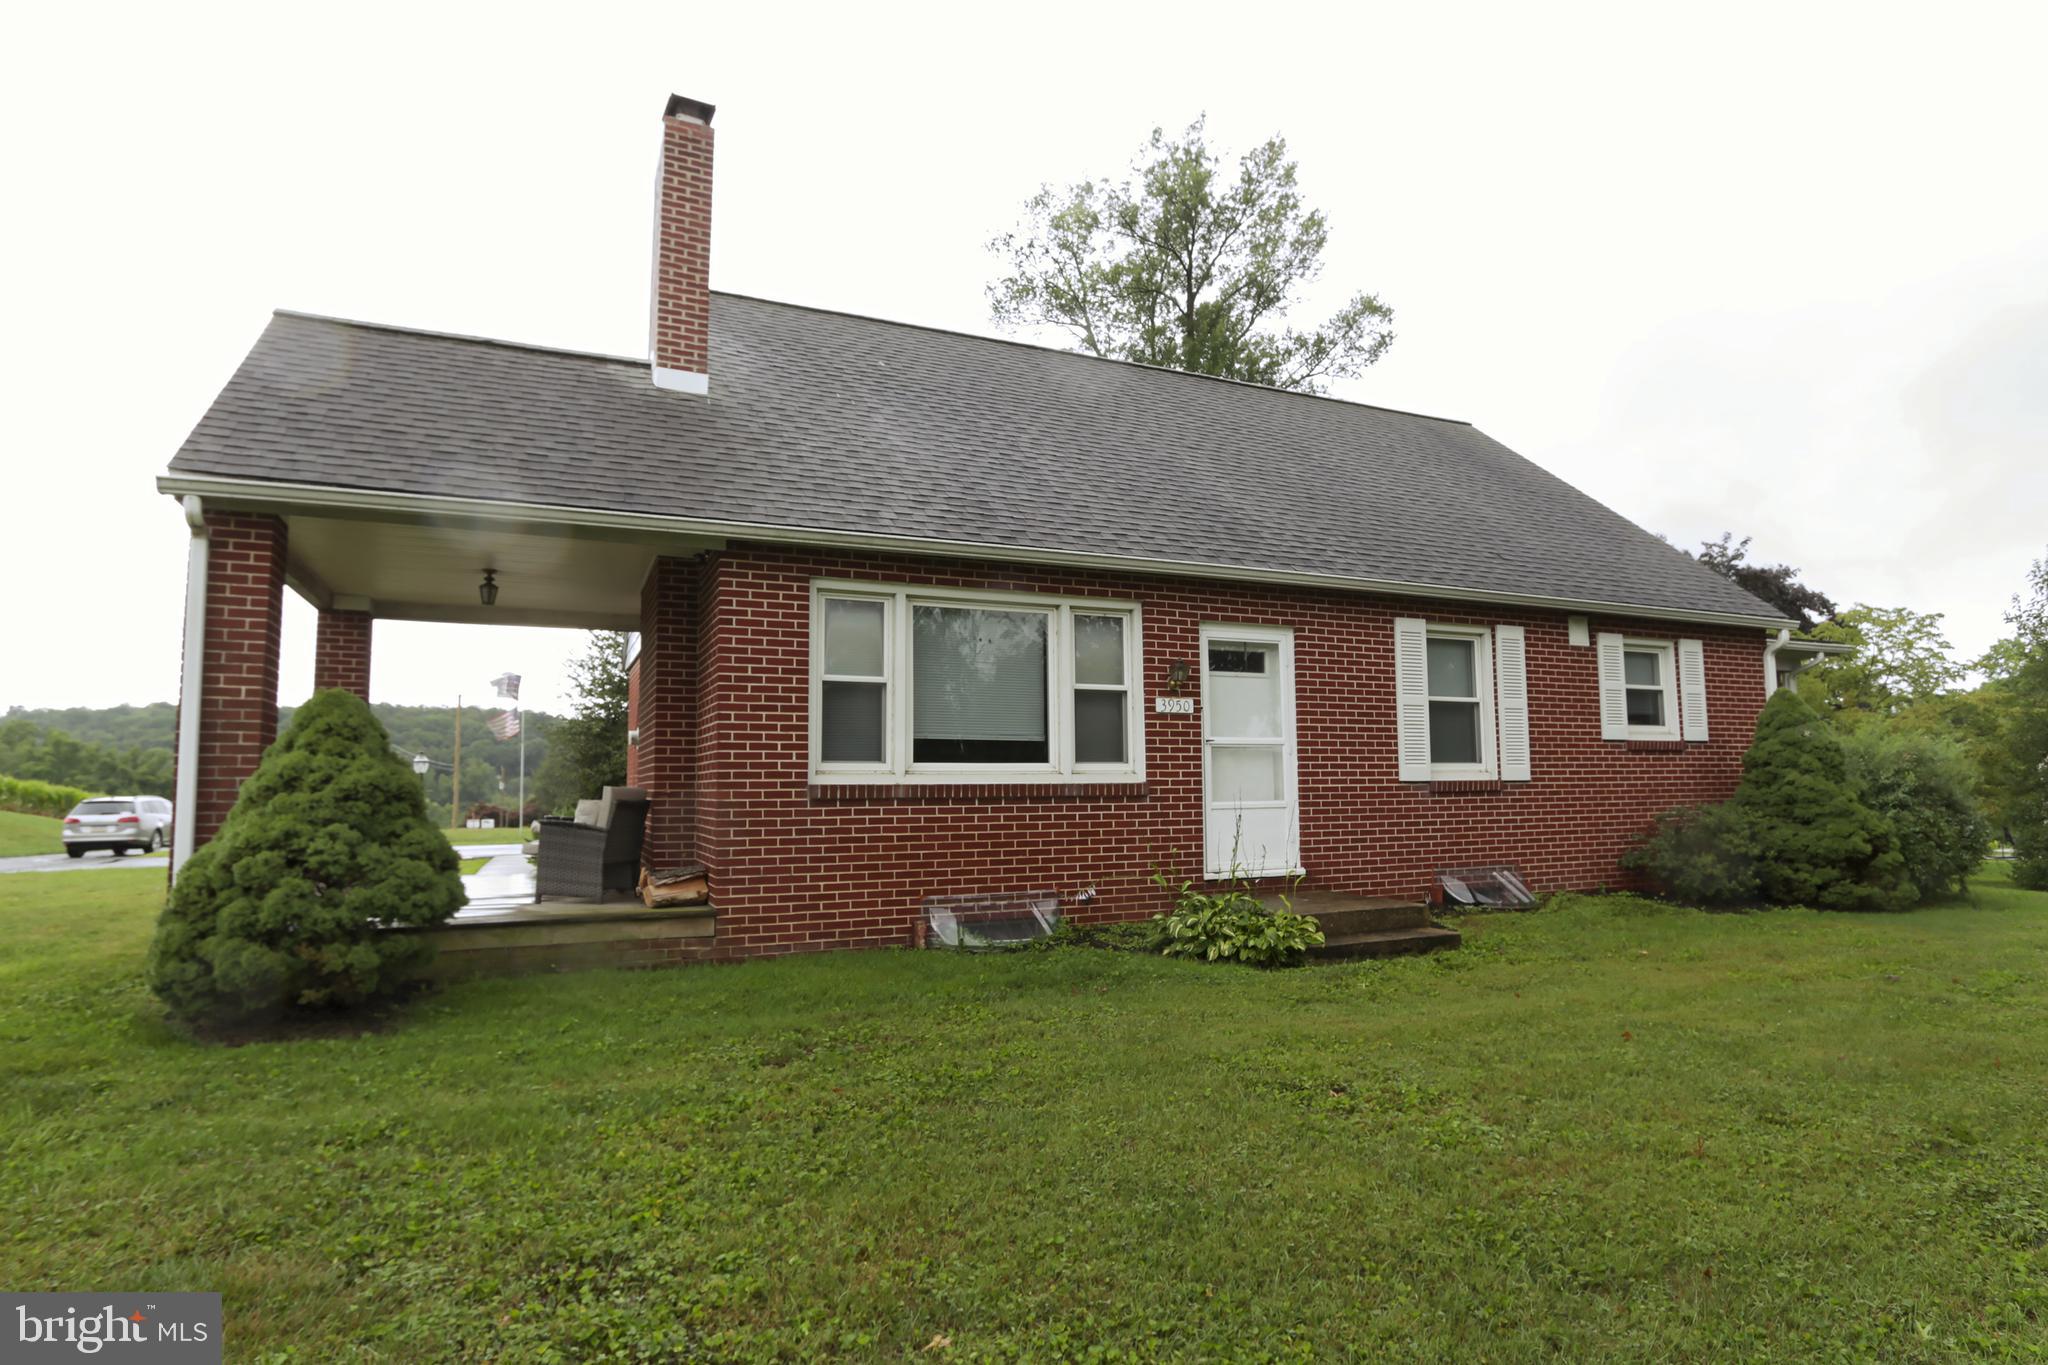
[479,569,499,607]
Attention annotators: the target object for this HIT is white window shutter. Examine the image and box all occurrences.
[1393,617,1432,782]
[1494,625,1531,781]
[1678,638,1710,741]
[1596,632,1629,740]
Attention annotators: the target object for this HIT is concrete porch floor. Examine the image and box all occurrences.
[428,843,713,975]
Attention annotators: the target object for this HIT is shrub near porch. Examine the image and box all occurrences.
[3,868,2045,1359]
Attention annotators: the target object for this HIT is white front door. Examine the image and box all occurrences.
[1200,624,1299,879]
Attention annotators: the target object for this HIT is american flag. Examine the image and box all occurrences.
[486,709,520,741]
[491,672,521,701]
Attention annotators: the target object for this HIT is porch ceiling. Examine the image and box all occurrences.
[282,511,722,629]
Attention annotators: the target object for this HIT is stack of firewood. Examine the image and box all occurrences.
[638,864,709,908]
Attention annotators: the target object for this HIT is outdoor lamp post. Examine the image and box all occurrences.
[412,753,430,791]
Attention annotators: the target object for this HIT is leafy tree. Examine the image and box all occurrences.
[2006,550,2048,648]
[1840,726,1990,900]
[533,632,631,815]
[1973,635,2033,684]
[0,717,173,796]
[1801,605,1965,715]
[146,689,463,1025]
[7,701,554,810]
[1989,547,2048,886]
[1734,690,1914,911]
[987,117,1394,394]
[1693,534,1836,631]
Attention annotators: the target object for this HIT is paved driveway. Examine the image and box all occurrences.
[0,850,168,875]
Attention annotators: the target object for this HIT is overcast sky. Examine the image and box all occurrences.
[4,1,2043,718]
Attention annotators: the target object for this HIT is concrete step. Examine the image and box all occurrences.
[1305,901,1429,937]
[1263,892,1431,937]
[1311,924,1463,961]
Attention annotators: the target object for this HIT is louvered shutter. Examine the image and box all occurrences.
[1393,617,1431,782]
[1596,632,1629,740]
[1494,625,1531,780]
[1678,638,1709,741]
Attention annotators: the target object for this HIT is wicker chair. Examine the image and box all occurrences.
[534,786,649,903]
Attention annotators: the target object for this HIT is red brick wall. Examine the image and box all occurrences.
[312,608,372,698]
[637,556,700,867]
[651,110,713,380]
[185,513,286,847]
[663,545,1768,959]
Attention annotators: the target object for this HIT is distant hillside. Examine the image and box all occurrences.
[6,703,178,752]
[4,702,558,811]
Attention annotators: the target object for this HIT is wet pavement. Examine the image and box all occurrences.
[456,844,536,915]
[0,844,536,911]
[0,849,168,875]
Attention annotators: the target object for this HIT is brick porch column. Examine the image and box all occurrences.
[637,556,698,869]
[183,513,287,848]
[313,608,373,698]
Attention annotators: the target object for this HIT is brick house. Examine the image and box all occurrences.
[160,94,1824,960]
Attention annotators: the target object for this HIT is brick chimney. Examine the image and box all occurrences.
[650,94,715,394]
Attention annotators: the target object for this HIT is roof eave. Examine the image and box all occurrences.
[157,472,1794,632]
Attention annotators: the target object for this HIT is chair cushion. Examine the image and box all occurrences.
[596,786,648,830]
[573,799,603,828]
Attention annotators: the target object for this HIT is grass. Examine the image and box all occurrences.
[456,857,489,876]
[2,870,2044,1360]
[441,826,530,846]
[0,810,63,857]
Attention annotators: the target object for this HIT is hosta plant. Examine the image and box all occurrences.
[1151,870,1324,967]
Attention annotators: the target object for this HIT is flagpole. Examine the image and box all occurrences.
[451,694,462,831]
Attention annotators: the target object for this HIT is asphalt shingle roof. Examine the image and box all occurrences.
[166,294,1786,624]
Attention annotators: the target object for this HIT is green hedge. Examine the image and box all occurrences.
[0,775,93,819]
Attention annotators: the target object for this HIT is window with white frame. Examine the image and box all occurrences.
[1425,627,1495,776]
[811,582,1143,781]
[1622,640,1678,738]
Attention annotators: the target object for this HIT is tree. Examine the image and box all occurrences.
[146,689,464,1025]
[1734,689,1914,911]
[987,117,1394,395]
[1801,605,1965,715]
[2006,549,2048,649]
[1990,546,2048,886]
[1693,534,1836,631]
[533,632,632,815]
[1839,726,1990,900]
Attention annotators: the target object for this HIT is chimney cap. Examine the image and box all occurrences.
[664,94,716,125]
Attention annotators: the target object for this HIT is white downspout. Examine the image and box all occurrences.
[1762,627,1789,698]
[172,495,208,881]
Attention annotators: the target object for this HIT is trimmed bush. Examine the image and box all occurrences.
[1735,690,1914,912]
[147,689,465,1025]
[0,775,93,819]
[1840,726,1991,900]
[1622,802,1759,907]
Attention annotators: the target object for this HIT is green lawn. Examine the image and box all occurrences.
[456,856,489,876]
[441,825,530,845]
[2,870,2045,1360]
[0,809,63,857]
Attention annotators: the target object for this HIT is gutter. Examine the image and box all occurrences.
[172,495,207,881]
[1764,626,1855,696]
[154,472,1795,633]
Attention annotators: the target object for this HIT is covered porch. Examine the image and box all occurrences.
[164,478,727,964]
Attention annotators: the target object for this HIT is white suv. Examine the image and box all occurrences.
[62,796,174,857]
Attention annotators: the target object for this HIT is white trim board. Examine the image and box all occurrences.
[156,472,1793,631]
